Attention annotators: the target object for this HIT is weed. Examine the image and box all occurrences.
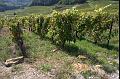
[11,64,23,72]
[38,64,52,72]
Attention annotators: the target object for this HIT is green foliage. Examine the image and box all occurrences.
[38,64,52,72]
[36,15,44,36]
[102,63,117,73]
[0,32,13,61]
[0,17,9,29]
[1,7,118,47]
[86,12,113,43]
[36,15,50,38]
[77,8,119,44]
[0,5,119,77]
[47,8,79,46]
[81,70,96,79]
[9,17,23,42]
[0,18,3,29]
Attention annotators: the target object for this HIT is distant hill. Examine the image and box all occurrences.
[31,0,59,6]
[3,0,32,6]
[31,0,87,6]
[0,1,16,12]
[0,0,118,11]
[0,0,87,11]
[0,0,32,11]
[0,0,119,7]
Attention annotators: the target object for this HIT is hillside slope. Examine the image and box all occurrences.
[2,0,32,6]
[31,0,87,6]
[0,0,32,12]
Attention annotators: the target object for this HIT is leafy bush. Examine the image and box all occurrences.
[48,8,79,46]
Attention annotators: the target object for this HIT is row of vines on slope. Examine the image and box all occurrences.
[0,7,119,49]
[9,17,27,58]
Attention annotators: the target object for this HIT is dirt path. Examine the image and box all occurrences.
[107,57,119,79]
[0,62,52,79]
[108,70,119,79]
[0,61,119,79]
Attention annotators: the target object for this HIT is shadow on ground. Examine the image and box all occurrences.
[85,38,119,52]
[61,43,100,64]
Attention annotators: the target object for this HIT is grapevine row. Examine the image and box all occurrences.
[0,8,119,48]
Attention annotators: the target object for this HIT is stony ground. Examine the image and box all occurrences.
[0,59,119,79]
[0,62,52,79]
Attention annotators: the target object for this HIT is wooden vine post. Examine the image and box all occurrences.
[10,17,27,58]
[107,19,113,47]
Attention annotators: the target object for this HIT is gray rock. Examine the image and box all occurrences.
[75,74,85,79]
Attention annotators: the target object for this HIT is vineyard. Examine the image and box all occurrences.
[0,7,119,48]
[0,5,119,79]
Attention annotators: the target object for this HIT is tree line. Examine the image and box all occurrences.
[31,0,87,6]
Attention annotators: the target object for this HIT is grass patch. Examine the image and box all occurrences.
[0,29,118,75]
[81,70,97,79]
[55,61,74,79]
[38,64,53,72]
[75,40,118,73]
[0,6,54,17]
[0,35,13,61]
[102,64,117,73]
[23,31,119,74]
[0,22,119,79]
[23,31,57,60]
[0,1,119,78]
[11,64,23,72]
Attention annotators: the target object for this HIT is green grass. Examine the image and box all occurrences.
[38,64,53,72]
[23,31,119,73]
[0,28,22,61]
[76,1,119,13]
[0,34,13,61]
[0,6,54,17]
[81,70,97,79]
[17,6,54,16]
[0,28,119,78]
[0,1,119,78]
[75,40,118,73]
